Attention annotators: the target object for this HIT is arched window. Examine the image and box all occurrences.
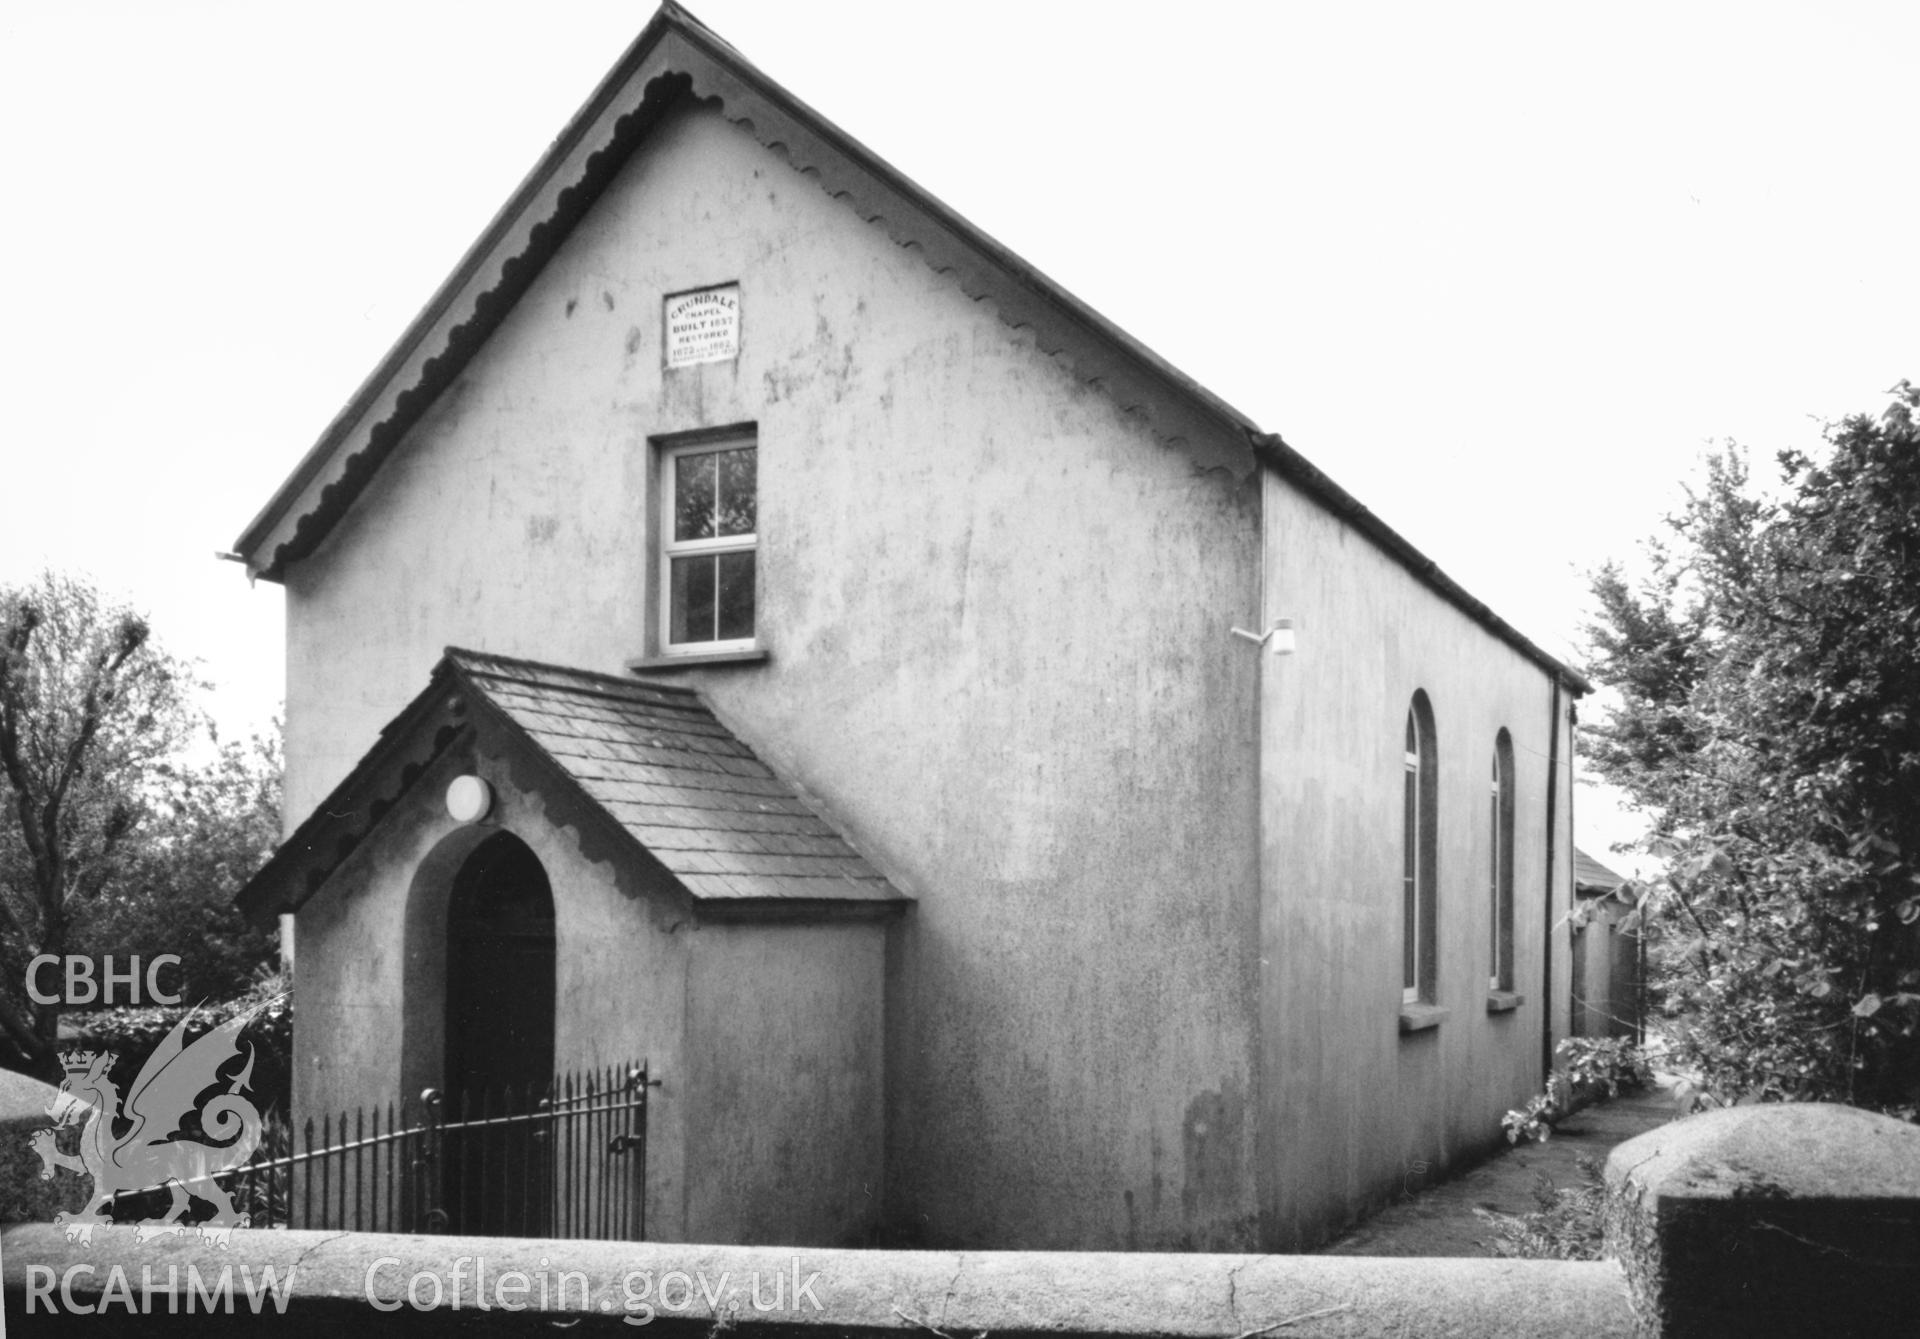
[1403,694,1437,1005]
[1490,730,1515,992]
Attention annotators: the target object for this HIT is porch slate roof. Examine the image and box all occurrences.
[235,648,904,920]
[451,649,899,902]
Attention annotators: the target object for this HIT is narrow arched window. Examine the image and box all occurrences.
[1403,714,1419,1001]
[1403,694,1437,1005]
[1490,730,1515,992]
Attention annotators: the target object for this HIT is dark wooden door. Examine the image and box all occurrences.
[444,832,555,1235]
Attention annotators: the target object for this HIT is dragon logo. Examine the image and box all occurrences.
[29,1000,271,1247]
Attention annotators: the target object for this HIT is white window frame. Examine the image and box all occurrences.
[1403,712,1423,1006]
[1489,729,1516,994]
[1402,696,1437,1009]
[658,434,757,654]
[1489,752,1504,991]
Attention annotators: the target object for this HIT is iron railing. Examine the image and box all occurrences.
[111,1062,651,1240]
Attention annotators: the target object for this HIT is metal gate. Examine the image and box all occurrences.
[190,1062,652,1239]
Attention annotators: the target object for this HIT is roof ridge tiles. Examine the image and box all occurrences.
[445,648,711,713]
[448,645,695,690]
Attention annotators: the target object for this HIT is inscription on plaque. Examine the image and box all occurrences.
[664,284,741,368]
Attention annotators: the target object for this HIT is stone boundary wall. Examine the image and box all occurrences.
[1603,1102,1920,1337]
[2,1226,1632,1337]
[8,1102,1918,1337]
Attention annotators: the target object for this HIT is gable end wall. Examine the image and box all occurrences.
[283,98,1263,1251]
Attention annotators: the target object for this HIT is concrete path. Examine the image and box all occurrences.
[1318,1083,1681,1257]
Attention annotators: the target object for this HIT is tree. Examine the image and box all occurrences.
[0,571,195,1074]
[1585,382,1920,1115]
[79,725,283,1004]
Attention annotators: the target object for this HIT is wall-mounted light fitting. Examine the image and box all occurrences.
[445,774,494,824]
[1231,618,1297,655]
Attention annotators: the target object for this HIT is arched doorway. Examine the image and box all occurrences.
[443,831,555,1234]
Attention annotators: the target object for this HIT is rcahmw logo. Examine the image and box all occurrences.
[23,1263,296,1316]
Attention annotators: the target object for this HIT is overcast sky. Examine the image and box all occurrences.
[3,1,1915,868]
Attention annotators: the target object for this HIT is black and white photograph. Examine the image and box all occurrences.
[3,3,1917,1333]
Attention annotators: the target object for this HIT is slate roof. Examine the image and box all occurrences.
[454,649,898,902]
[235,648,903,919]
[1573,845,1629,896]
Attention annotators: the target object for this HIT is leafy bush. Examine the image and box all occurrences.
[1501,1087,1564,1145]
[1585,384,1920,1115]
[1502,1037,1650,1144]
[1562,1035,1652,1099]
[60,970,291,1118]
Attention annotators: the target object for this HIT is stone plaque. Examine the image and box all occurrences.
[664,284,741,368]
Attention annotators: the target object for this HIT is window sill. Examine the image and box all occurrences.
[1485,991,1525,1014]
[626,647,769,672]
[1398,1004,1450,1034]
